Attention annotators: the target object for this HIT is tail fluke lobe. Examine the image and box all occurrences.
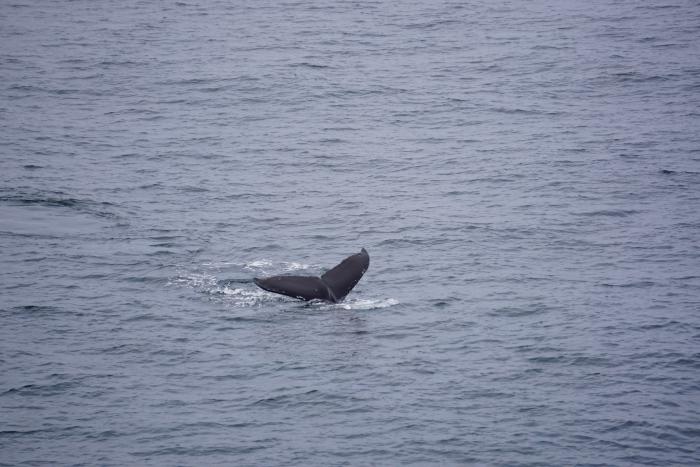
[253,276,331,301]
[321,248,369,302]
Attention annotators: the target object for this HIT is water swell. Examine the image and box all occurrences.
[0,190,119,219]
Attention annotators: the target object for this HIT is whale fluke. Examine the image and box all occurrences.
[254,248,369,303]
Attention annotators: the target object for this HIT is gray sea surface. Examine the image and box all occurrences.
[2,1,700,465]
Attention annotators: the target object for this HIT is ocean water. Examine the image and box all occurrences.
[2,0,700,465]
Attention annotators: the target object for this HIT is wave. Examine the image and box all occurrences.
[0,189,119,219]
[576,209,641,218]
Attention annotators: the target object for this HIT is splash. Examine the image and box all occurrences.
[170,260,392,310]
[244,259,272,269]
[169,270,275,307]
[243,260,311,273]
[216,286,272,307]
[328,298,399,311]
[168,272,216,289]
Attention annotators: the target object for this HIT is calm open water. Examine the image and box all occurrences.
[2,1,700,465]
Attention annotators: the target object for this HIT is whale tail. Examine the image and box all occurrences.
[321,248,369,301]
[254,248,369,303]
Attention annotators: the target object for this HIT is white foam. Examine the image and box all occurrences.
[331,298,400,310]
[167,272,216,289]
[243,259,311,274]
[243,259,273,269]
[200,261,239,267]
[282,261,310,271]
[218,287,271,306]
